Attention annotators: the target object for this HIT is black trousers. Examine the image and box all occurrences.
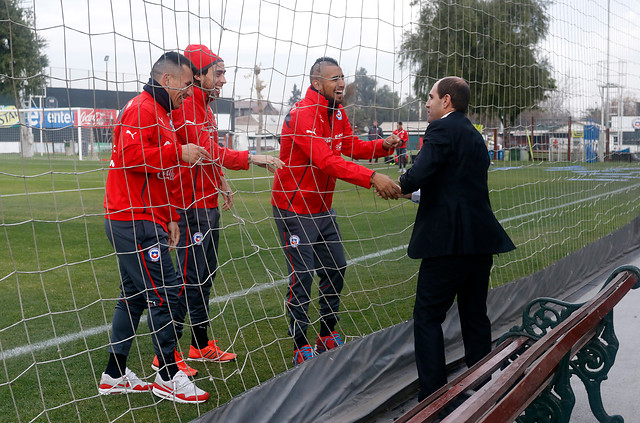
[104,219,181,368]
[273,206,346,343]
[174,207,220,342]
[414,254,493,401]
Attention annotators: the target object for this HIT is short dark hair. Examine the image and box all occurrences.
[151,51,193,80]
[310,57,339,84]
[436,77,470,114]
[398,121,403,125]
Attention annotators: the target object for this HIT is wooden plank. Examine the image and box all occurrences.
[477,271,637,422]
[438,271,636,422]
[482,324,603,421]
[398,336,530,423]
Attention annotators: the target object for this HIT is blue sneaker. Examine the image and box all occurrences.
[293,345,315,365]
[315,331,343,353]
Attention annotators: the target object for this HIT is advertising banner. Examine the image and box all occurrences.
[28,109,75,129]
[0,106,20,127]
[77,109,117,127]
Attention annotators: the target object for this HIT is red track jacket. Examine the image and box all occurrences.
[393,128,409,149]
[171,85,249,209]
[104,90,181,230]
[272,86,391,214]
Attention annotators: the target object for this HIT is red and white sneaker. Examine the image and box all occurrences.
[152,370,209,404]
[151,349,198,377]
[315,331,344,353]
[293,344,316,365]
[188,340,237,363]
[98,368,151,395]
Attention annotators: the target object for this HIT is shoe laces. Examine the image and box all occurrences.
[172,370,194,389]
[329,333,343,346]
[208,340,222,352]
[123,368,140,384]
[297,346,314,361]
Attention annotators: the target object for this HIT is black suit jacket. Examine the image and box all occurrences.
[399,111,515,259]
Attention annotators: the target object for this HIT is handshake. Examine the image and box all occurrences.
[370,172,405,200]
[370,134,407,200]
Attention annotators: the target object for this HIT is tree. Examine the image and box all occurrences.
[1,0,49,157]
[610,96,640,117]
[399,0,555,128]
[343,67,376,131]
[374,85,401,124]
[397,95,423,122]
[582,106,601,124]
[288,83,301,107]
[0,0,48,107]
[342,67,400,131]
[581,96,639,125]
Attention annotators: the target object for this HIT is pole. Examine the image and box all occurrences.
[605,0,610,143]
[531,116,535,161]
[39,96,43,156]
[78,123,83,161]
[567,116,572,162]
[493,128,498,160]
[605,127,610,161]
[104,55,110,91]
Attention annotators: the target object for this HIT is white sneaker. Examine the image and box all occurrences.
[152,370,209,404]
[98,368,151,395]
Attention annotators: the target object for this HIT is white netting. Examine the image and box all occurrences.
[1,0,640,421]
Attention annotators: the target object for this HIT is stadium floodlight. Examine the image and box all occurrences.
[104,55,109,90]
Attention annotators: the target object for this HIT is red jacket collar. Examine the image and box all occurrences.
[305,85,328,107]
[192,84,213,106]
[304,85,343,120]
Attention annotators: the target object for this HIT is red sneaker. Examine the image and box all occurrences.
[293,344,316,365]
[188,340,237,363]
[315,331,343,353]
[151,349,198,377]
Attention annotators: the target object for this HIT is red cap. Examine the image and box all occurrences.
[184,44,223,72]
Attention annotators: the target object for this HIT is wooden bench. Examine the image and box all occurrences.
[396,265,640,423]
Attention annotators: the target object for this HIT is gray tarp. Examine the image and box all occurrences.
[193,216,640,423]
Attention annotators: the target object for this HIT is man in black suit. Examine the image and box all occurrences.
[399,76,515,401]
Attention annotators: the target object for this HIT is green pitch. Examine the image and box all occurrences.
[0,155,638,422]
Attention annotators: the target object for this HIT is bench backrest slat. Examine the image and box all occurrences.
[442,270,637,422]
[474,270,637,422]
[398,336,530,423]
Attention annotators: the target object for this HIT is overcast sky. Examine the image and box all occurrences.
[30,0,640,116]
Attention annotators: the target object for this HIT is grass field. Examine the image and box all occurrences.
[1,154,639,422]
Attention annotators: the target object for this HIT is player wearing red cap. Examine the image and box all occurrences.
[160,44,283,370]
[271,57,402,365]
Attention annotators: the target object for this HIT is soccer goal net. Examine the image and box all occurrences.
[1,0,639,421]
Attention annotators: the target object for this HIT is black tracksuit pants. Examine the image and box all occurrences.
[174,207,220,344]
[104,219,181,368]
[273,206,347,344]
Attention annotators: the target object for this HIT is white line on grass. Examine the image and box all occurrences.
[498,182,640,223]
[3,182,639,360]
[1,245,407,360]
